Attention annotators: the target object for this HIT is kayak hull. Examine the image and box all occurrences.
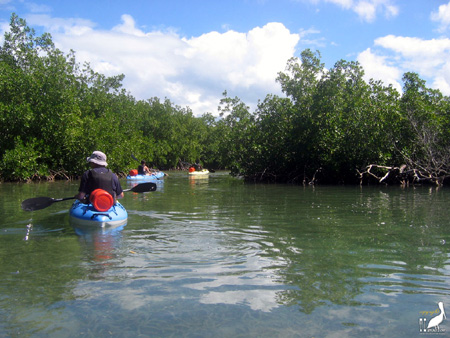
[69,200,128,229]
[126,172,165,180]
[188,169,210,175]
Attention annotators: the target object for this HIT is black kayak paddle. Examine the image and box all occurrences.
[21,182,157,211]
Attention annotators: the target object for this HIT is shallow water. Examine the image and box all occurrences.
[1,172,449,337]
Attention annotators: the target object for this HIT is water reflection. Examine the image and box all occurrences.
[74,225,126,278]
[188,174,209,185]
[146,183,450,318]
[1,178,450,337]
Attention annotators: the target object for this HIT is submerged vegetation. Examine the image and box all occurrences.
[1,14,450,185]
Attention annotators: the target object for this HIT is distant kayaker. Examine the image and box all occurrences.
[192,160,202,171]
[138,160,151,175]
[75,151,124,202]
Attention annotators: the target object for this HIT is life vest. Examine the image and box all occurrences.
[88,169,115,198]
[138,165,145,175]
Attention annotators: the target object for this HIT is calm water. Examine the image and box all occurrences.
[1,171,449,337]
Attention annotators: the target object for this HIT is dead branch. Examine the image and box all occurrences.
[358,163,450,186]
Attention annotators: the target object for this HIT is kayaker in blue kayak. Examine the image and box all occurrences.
[138,160,151,175]
[75,151,124,203]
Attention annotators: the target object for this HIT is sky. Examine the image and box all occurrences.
[1,0,450,116]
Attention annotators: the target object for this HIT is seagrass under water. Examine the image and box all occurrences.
[1,172,449,337]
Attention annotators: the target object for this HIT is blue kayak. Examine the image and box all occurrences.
[126,171,165,180]
[69,200,128,229]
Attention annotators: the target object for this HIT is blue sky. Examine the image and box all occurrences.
[1,0,450,116]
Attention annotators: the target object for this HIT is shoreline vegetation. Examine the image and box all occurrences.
[1,14,449,186]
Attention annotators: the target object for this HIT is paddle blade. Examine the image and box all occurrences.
[21,196,75,211]
[21,197,56,211]
[128,182,157,193]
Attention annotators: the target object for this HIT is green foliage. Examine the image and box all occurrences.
[225,50,450,185]
[0,14,215,181]
[398,72,450,180]
[1,15,449,185]
[311,60,377,180]
[215,92,255,176]
[0,137,48,181]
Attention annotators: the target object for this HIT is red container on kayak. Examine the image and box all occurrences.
[129,169,138,176]
[89,189,114,212]
[189,167,195,172]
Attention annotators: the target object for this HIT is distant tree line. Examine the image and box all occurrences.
[1,14,449,185]
[0,14,216,181]
[225,50,450,186]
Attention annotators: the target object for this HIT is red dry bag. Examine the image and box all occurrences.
[89,189,114,212]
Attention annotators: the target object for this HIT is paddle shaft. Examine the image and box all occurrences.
[21,182,156,211]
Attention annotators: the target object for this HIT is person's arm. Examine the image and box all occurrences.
[75,171,89,201]
[113,174,124,199]
[75,191,87,201]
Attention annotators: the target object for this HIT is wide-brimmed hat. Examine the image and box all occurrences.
[86,151,108,166]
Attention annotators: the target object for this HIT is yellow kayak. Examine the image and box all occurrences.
[188,169,210,175]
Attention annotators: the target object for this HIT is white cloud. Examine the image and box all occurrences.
[374,35,450,77]
[357,48,402,92]
[375,35,450,58]
[431,2,450,32]
[200,290,280,312]
[326,0,353,9]
[0,19,9,43]
[430,58,450,94]
[432,74,450,94]
[183,23,298,89]
[308,0,399,22]
[299,27,326,47]
[385,4,399,18]
[24,2,51,13]
[358,35,450,96]
[112,14,146,37]
[26,14,299,116]
[354,1,377,22]
[26,14,96,35]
